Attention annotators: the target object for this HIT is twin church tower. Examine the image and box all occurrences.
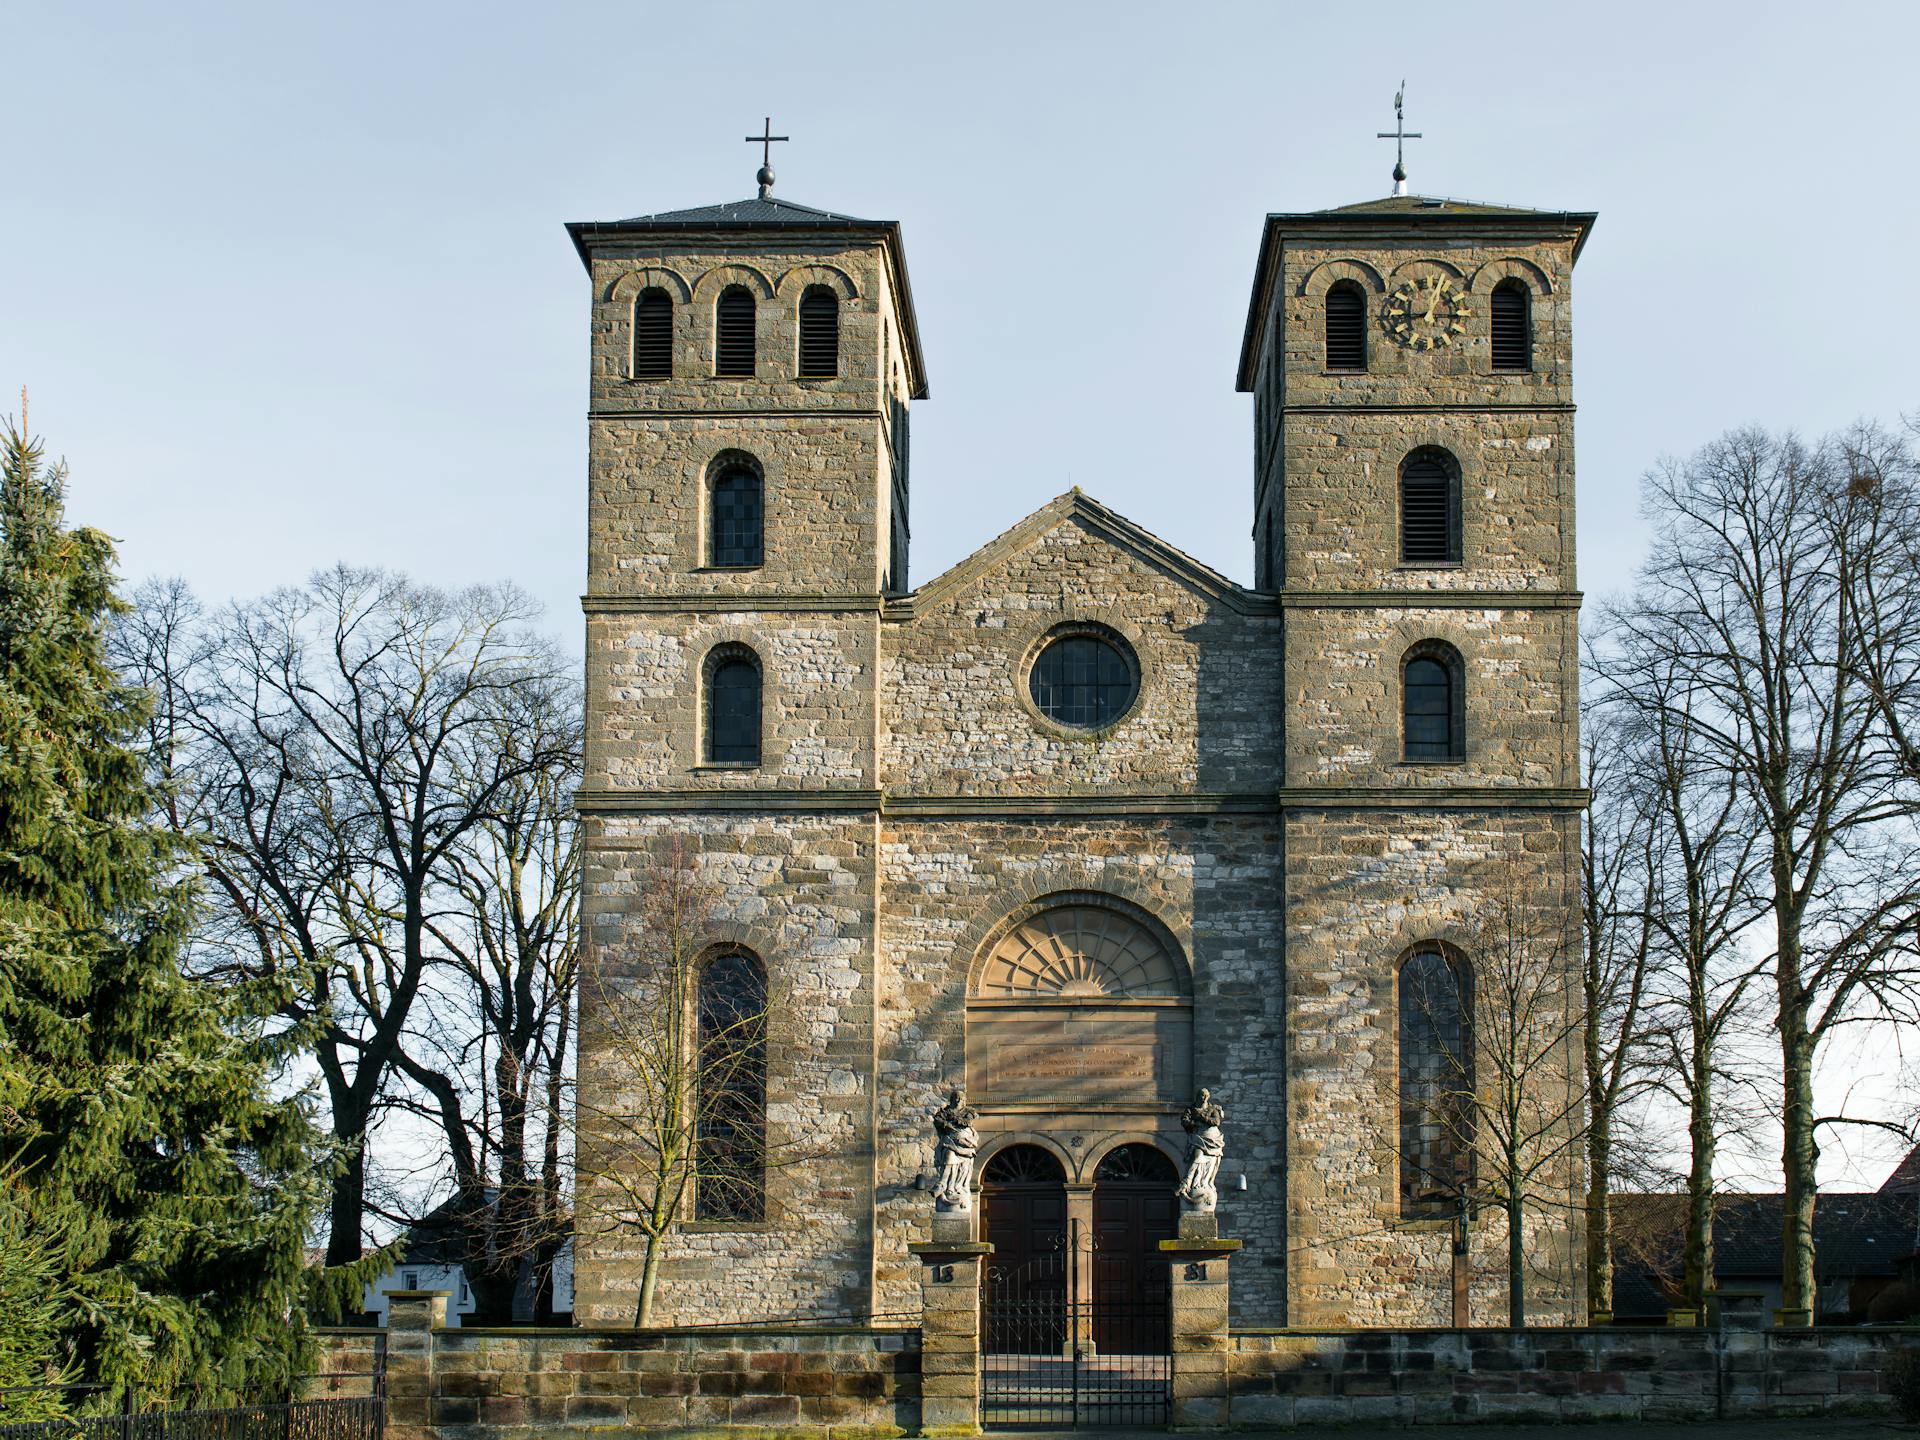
[566,154,1594,1328]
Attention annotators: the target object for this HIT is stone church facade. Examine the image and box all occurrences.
[566,183,1594,1330]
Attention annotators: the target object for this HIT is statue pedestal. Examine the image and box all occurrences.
[1158,1233,1241,1431]
[909,1237,992,1436]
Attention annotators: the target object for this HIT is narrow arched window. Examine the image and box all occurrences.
[798,286,839,378]
[1491,280,1531,371]
[1325,281,1366,371]
[1399,448,1461,564]
[1399,946,1472,1219]
[1403,643,1463,763]
[696,948,767,1222]
[715,285,756,377]
[708,461,763,568]
[632,287,672,380]
[704,646,762,765]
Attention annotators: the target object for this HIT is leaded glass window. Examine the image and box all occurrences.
[1029,632,1137,730]
[705,650,761,765]
[696,949,767,1222]
[1404,653,1458,762]
[709,466,763,568]
[1399,947,1472,1218]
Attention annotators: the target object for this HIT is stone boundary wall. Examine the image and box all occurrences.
[1227,1327,1904,1427]
[311,1297,920,1439]
[310,1301,1909,1434]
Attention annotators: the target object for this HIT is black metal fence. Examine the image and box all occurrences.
[981,1244,1171,1429]
[0,1382,382,1440]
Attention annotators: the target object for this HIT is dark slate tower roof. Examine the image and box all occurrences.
[1235,193,1598,391]
[565,194,928,400]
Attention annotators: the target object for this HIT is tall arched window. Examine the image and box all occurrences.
[1399,945,1472,1219]
[708,460,763,568]
[715,285,756,377]
[632,287,672,380]
[704,646,762,766]
[1399,448,1461,564]
[1325,281,1367,371]
[695,948,767,1222]
[798,286,839,378]
[1490,279,1532,371]
[1403,642,1464,763]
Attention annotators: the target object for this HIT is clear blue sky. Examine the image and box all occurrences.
[6,0,1918,1185]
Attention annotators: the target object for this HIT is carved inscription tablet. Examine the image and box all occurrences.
[970,1010,1190,1109]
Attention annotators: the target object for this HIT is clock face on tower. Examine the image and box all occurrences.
[1383,275,1471,351]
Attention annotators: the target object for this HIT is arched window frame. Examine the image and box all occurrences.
[702,643,763,767]
[705,453,764,569]
[1398,446,1463,566]
[631,286,673,381]
[797,285,840,379]
[1401,640,1465,764]
[694,946,768,1223]
[1490,278,1533,372]
[1396,943,1474,1220]
[1324,279,1368,372]
[714,285,757,378]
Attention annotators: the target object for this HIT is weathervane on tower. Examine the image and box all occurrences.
[1377,84,1422,197]
[745,117,789,199]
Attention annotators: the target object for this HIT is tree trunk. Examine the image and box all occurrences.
[1778,995,1818,1314]
[1584,1112,1613,1317]
[635,1232,664,1328]
[1682,1025,1717,1310]
[1507,1193,1527,1328]
[326,1142,366,1265]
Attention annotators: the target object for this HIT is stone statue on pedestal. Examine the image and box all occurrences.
[1176,1087,1226,1212]
[931,1087,980,1212]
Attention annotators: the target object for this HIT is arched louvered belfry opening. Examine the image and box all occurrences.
[632,287,672,380]
[1324,280,1367,371]
[797,286,839,378]
[715,285,756,377]
[1398,945,1473,1218]
[1402,641,1464,763]
[695,947,768,1221]
[703,644,762,766]
[1490,279,1532,371]
[1399,447,1462,564]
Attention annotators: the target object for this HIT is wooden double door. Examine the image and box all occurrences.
[980,1143,1174,1355]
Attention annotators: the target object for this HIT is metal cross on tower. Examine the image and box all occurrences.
[1376,84,1422,197]
[745,117,789,199]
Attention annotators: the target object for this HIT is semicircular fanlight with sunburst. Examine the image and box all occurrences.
[974,902,1187,1000]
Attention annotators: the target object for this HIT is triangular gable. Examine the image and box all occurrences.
[902,490,1265,617]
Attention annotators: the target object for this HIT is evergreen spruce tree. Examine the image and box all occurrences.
[0,412,334,1407]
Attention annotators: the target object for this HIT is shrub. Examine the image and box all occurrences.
[1885,1346,1920,1424]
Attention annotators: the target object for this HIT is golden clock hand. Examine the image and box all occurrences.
[1423,280,1442,323]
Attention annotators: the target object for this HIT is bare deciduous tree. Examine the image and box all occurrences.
[1621,424,1920,1313]
[571,839,787,1327]
[116,568,573,1264]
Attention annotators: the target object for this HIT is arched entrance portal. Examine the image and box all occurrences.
[981,1145,1068,1356]
[1091,1144,1176,1352]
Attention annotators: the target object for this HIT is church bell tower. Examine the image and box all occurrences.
[565,153,926,1324]
[1238,182,1596,1325]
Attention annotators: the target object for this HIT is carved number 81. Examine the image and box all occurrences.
[1184,1263,1208,1281]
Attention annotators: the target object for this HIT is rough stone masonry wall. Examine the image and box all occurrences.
[574,813,878,1328]
[1283,808,1584,1328]
[309,1321,919,1437]
[881,512,1282,793]
[584,237,909,599]
[872,815,1288,1327]
[1226,1327,1901,1427]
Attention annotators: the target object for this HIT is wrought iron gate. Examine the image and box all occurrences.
[981,1222,1170,1428]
